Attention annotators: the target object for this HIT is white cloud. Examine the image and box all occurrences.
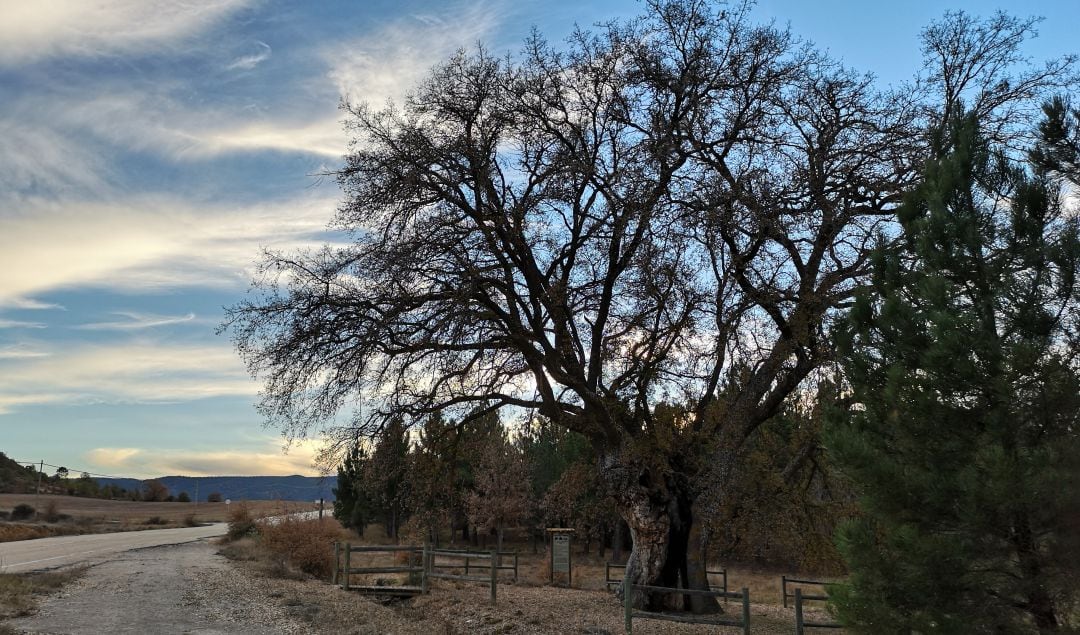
[0,0,252,66]
[0,345,50,359]
[0,298,65,311]
[224,40,271,71]
[85,439,321,477]
[0,193,339,303]
[77,312,197,331]
[326,4,503,108]
[0,320,46,329]
[0,341,257,414]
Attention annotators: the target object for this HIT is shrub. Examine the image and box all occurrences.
[43,501,61,523]
[259,517,341,578]
[182,514,199,527]
[177,492,191,503]
[144,516,167,525]
[10,504,35,521]
[226,503,257,540]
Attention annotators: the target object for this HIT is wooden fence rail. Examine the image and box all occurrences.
[606,563,728,603]
[622,580,750,635]
[332,542,425,596]
[795,588,843,633]
[428,548,519,582]
[424,547,499,604]
[782,575,832,608]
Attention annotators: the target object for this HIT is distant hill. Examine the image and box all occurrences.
[0,452,39,493]
[95,475,336,502]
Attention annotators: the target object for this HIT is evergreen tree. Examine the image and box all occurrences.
[365,416,410,539]
[826,114,1080,632]
[332,441,373,533]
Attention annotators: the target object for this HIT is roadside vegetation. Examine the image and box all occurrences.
[0,567,86,634]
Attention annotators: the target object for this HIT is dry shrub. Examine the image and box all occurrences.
[9,504,34,521]
[259,517,341,579]
[182,513,199,527]
[226,502,257,540]
[42,501,60,523]
[0,525,51,543]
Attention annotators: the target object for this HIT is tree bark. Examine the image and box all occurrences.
[609,458,720,613]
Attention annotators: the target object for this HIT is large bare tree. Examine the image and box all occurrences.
[226,1,1072,610]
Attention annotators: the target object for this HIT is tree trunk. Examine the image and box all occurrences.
[613,519,626,563]
[615,481,719,612]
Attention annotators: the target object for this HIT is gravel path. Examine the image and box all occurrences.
[9,540,307,634]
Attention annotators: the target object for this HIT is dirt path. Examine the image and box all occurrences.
[8,540,308,634]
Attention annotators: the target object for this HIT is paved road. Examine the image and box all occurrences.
[0,523,226,573]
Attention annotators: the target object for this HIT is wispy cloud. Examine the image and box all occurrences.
[0,0,252,66]
[0,320,46,329]
[326,4,504,108]
[85,440,321,477]
[0,341,256,414]
[0,194,339,304]
[0,345,50,359]
[225,40,271,71]
[0,298,65,311]
[77,312,197,331]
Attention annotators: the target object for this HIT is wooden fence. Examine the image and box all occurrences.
[424,548,499,604]
[782,575,831,608]
[795,588,843,633]
[622,579,750,635]
[332,543,425,596]
[428,548,519,582]
[605,563,727,600]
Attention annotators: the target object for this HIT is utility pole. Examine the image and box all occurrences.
[36,460,43,495]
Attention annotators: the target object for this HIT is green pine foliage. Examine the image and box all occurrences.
[826,113,1080,632]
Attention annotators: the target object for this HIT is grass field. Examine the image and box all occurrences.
[0,494,319,543]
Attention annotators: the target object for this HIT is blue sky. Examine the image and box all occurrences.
[1,0,1077,479]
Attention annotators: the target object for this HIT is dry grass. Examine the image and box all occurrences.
[0,567,86,621]
[219,516,352,581]
[0,494,318,544]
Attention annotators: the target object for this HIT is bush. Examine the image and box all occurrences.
[10,504,35,521]
[182,514,199,527]
[259,517,341,578]
[226,503,257,540]
[43,501,61,523]
[144,516,167,525]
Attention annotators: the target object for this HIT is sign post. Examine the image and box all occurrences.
[546,528,575,587]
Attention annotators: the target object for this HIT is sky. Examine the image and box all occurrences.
[1,0,1078,480]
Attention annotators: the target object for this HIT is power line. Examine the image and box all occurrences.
[9,459,132,481]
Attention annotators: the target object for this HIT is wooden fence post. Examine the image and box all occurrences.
[421,545,430,595]
[623,578,633,635]
[795,588,804,635]
[513,552,519,582]
[782,574,788,607]
[332,541,339,585]
[465,555,470,576]
[489,549,497,605]
[741,587,750,635]
[343,543,351,591]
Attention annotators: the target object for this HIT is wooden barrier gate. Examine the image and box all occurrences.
[332,543,425,596]
[424,547,499,604]
[622,579,750,635]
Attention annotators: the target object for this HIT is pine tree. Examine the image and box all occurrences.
[332,442,372,533]
[826,113,1080,632]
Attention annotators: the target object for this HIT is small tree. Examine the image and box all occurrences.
[206,492,223,503]
[177,491,191,503]
[826,113,1080,631]
[143,479,169,502]
[466,433,532,558]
